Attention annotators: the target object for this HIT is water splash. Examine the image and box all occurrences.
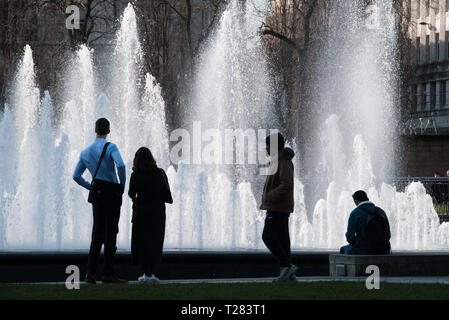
[140,73,170,168]
[0,5,170,250]
[191,0,270,180]
[110,3,143,162]
[1,1,449,251]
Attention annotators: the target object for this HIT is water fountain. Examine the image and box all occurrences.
[0,1,448,253]
[0,5,170,250]
[302,0,449,250]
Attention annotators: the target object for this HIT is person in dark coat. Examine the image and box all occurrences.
[128,147,173,283]
[340,190,391,255]
[260,133,297,281]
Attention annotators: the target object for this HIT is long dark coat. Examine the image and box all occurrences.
[128,168,173,266]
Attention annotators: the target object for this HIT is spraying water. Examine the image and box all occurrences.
[1,2,448,251]
[0,5,170,250]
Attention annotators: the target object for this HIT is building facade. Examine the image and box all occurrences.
[401,0,449,177]
[408,0,449,134]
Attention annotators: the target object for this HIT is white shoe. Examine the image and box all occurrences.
[285,264,298,280]
[148,274,160,283]
[275,265,298,282]
[273,267,290,282]
[138,274,151,283]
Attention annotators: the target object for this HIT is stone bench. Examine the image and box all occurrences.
[329,253,449,277]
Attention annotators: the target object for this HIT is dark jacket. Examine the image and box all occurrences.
[260,147,295,213]
[128,168,172,265]
[345,202,391,254]
[128,168,172,208]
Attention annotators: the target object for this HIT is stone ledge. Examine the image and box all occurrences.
[329,253,449,277]
[0,250,332,282]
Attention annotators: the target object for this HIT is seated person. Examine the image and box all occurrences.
[340,190,391,255]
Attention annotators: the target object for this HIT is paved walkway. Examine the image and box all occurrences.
[19,276,449,285]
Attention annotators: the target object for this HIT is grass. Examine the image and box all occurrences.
[435,203,449,215]
[1,281,449,300]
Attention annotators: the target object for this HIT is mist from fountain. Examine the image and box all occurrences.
[163,0,271,249]
[0,5,170,250]
[1,1,449,251]
[299,0,449,250]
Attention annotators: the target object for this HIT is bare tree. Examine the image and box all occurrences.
[262,0,414,174]
[0,0,225,124]
[262,0,325,173]
[133,0,226,129]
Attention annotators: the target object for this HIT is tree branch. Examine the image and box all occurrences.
[263,27,298,50]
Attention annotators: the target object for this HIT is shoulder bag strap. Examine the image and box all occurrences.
[92,142,110,180]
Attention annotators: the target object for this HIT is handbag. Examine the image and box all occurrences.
[87,142,110,203]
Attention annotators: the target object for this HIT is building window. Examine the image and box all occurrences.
[426,0,430,16]
[436,33,440,61]
[426,34,430,62]
[418,84,424,109]
[446,31,449,59]
[417,0,421,17]
[447,0,449,12]
[417,37,421,63]
[440,80,446,107]
[431,82,436,108]
[412,84,418,111]
[435,0,440,14]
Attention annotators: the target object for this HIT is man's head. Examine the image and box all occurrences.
[95,118,110,137]
[446,170,449,177]
[266,132,285,156]
[352,190,369,206]
[435,172,441,178]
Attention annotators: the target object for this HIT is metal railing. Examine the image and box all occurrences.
[300,176,449,215]
[381,177,449,215]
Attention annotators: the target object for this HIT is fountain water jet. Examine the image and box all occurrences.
[1,1,449,251]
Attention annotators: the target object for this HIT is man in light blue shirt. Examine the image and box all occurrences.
[73,138,126,190]
[73,118,127,284]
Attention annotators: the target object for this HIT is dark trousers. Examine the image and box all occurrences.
[142,263,156,276]
[132,205,166,276]
[262,211,291,268]
[340,245,351,254]
[87,194,121,276]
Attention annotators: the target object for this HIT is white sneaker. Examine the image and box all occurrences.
[274,265,298,282]
[273,267,290,282]
[148,274,160,283]
[138,274,151,283]
[285,264,298,280]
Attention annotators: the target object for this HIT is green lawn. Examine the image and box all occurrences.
[435,203,449,215]
[1,282,449,300]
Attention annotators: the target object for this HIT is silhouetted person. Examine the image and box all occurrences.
[260,133,297,281]
[73,118,127,284]
[340,190,391,255]
[128,147,173,283]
